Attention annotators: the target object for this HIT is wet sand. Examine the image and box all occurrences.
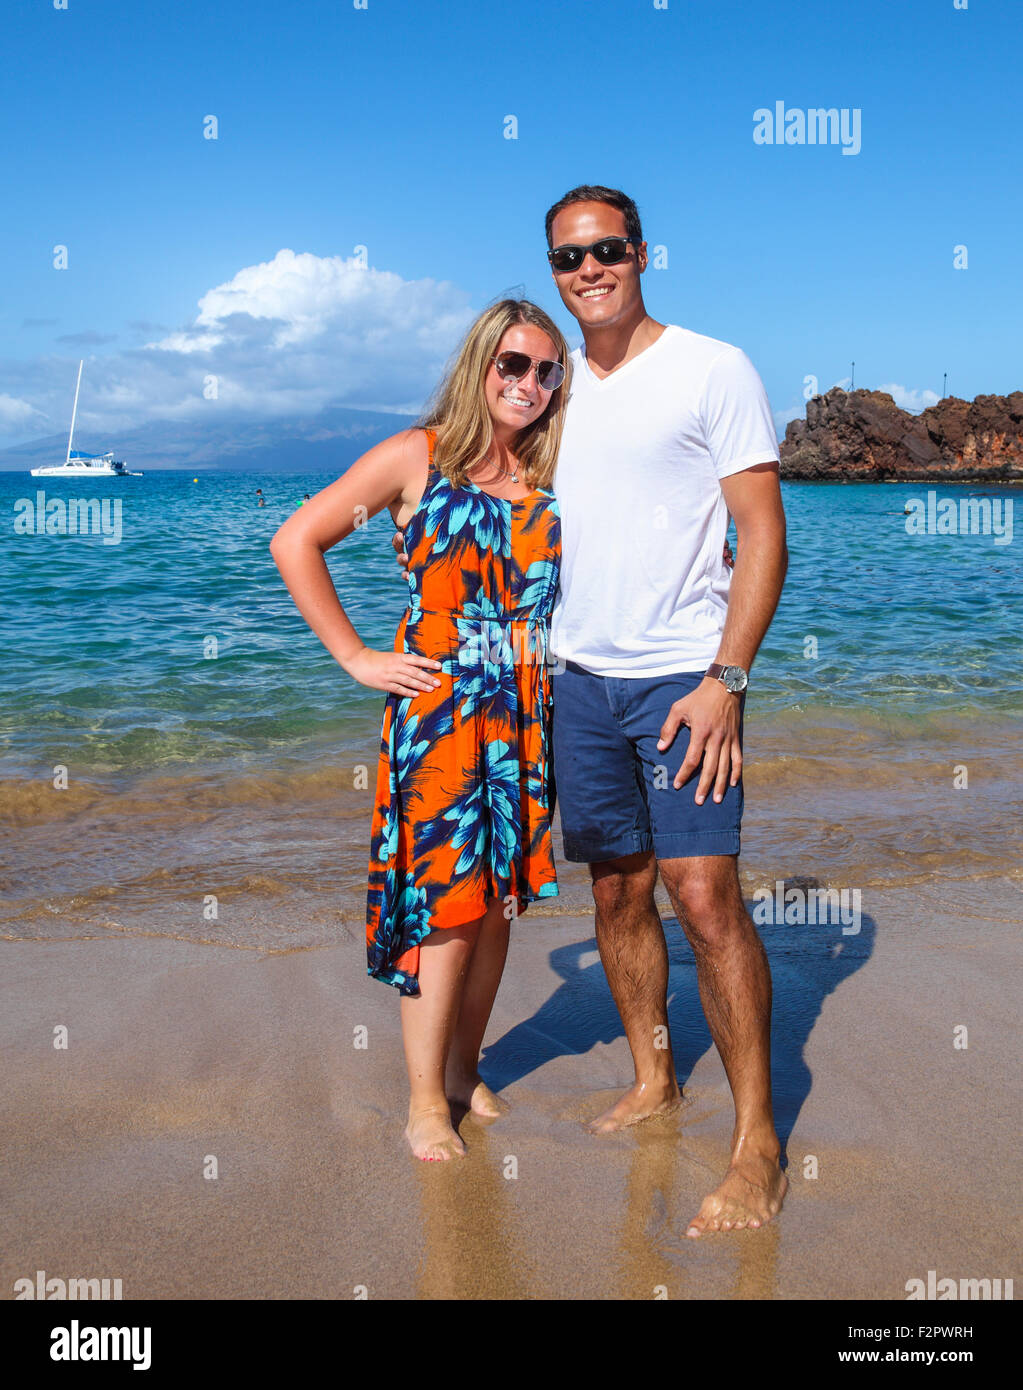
[2,876,1020,1301]
[5,707,1022,953]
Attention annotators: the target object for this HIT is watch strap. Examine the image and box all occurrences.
[705,662,748,691]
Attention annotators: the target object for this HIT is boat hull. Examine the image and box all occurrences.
[29,466,140,477]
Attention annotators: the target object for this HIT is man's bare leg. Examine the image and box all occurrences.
[587,850,683,1133]
[658,853,787,1234]
[446,897,512,1118]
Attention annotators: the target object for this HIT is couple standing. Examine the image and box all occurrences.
[271,184,789,1237]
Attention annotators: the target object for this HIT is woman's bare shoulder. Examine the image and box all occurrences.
[372,428,431,528]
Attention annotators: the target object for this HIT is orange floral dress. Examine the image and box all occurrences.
[366,428,560,995]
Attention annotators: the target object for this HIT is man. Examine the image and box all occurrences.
[398,185,788,1236]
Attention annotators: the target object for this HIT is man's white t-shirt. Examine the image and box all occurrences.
[549,323,780,677]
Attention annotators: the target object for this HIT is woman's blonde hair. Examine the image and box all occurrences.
[418,299,571,490]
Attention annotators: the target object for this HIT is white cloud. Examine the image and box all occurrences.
[0,393,45,429]
[0,250,474,448]
[142,248,473,412]
[774,403,805,433]
[877,382,940,415]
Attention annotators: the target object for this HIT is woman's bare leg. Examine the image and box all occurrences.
[446,896,512,1118]
[400,919,480,1160]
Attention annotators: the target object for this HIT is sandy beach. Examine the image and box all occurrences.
[3,868,1019,1301]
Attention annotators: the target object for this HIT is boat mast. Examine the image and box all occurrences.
[65,359,83,466]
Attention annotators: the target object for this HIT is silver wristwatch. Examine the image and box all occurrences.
[705,662,748,693]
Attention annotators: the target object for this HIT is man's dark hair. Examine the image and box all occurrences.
[544,185,643,248]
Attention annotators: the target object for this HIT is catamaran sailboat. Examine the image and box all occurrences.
[30,361,142,478]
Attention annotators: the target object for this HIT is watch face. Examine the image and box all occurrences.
[724,666,748,692]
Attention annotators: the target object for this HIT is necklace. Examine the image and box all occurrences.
[478,452,519,484]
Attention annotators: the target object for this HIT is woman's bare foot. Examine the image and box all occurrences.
[685,1140,787,1236]
[405,1106,466,1161]
[446,1068,510,1119]
[586,1078,683,1134]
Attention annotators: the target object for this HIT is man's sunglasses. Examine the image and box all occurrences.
[547,236,642,274]
[491,351,565,392]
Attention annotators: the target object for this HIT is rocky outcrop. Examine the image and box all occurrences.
[780,388,1023,481]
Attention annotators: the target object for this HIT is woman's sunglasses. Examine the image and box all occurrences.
[491,351,565,392]
[547,236,642,274]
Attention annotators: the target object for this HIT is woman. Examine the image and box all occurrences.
[270,300,570,1162]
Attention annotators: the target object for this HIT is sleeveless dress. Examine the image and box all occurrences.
[365,428,561,996]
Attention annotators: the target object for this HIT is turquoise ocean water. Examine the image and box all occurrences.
[4,470,1020,769]
[3,470,1020,945]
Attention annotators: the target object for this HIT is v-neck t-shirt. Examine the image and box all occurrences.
[549,323,780,676]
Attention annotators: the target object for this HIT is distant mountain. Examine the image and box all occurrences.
[781,388,1023,481]
[13,388,1019,481]
[0,404,419,472]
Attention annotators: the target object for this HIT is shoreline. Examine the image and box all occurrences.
[4,707,1021,949]
[778,474,1023,485]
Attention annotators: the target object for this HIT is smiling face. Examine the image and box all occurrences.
[484,323,561,440]
[549,200,647,331]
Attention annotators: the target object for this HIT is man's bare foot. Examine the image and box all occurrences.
[586,1079,683,1134]
[405,1106,466,1161]
[685,1143,787,1236]
[446,1069,510,1119]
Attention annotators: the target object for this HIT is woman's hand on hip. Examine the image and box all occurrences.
[345,647,443,696]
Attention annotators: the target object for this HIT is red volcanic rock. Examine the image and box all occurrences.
[780,388,1023,481]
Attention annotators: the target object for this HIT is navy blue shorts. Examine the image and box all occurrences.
[550,659,745,864]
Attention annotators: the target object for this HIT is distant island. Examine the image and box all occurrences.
[4,385,1021,483]
[780,388,1023,482]
[0,405,418,474]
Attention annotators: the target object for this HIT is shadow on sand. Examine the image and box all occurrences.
[480,898,876,1152]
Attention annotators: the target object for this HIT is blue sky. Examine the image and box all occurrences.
[1,0,1019,453]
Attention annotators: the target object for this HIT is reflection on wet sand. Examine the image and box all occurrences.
[614,1124,685,1299]
[611,1120,781,1299]
[413,1122,537,1300]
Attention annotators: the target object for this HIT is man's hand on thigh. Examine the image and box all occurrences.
[656,680,743,802]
